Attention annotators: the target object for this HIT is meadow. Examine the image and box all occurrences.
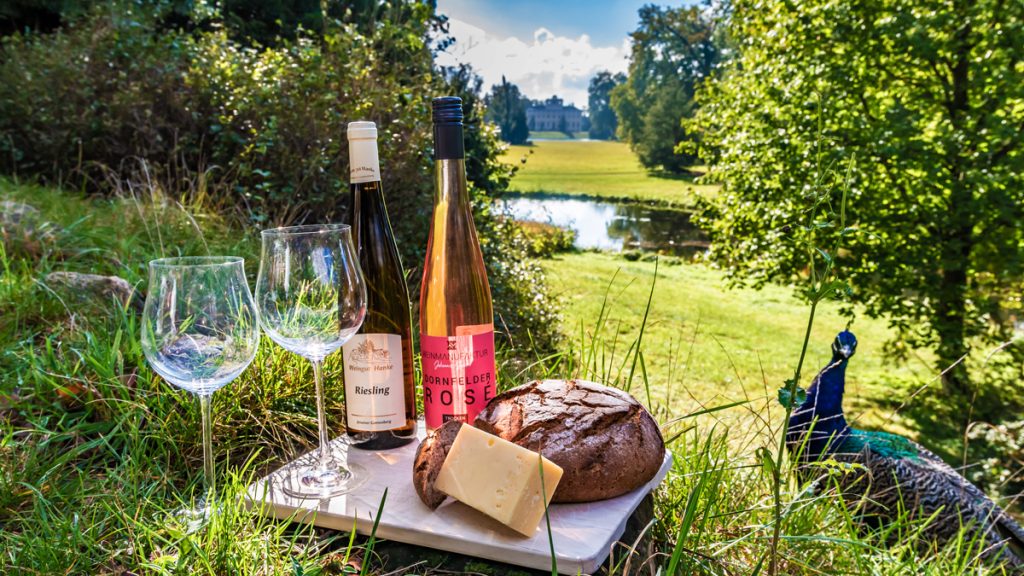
[540,252,935,442]
[1,178,1014,574]
[500,140,717,206]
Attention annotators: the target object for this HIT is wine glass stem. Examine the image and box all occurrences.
[199,392,215,506]
[311,359,333,472]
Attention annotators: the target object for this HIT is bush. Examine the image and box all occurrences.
[0,3,561,352]
[968,420,1024,500]
[515,220,576,258]
[0,13,200,186]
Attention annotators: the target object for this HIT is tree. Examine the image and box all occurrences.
[484,76,529,145]
[611,5,720,173]
[441,64,512,197]
[691,0,1024,397]
[587,70,625,140]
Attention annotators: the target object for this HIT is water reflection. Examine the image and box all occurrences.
[502,194,708,257]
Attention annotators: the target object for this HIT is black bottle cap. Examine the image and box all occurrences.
[432,96,463,124]
[432,96,465,160]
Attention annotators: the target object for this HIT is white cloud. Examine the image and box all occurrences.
[436,18,630,108]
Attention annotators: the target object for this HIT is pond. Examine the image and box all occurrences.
[501,194,708,257]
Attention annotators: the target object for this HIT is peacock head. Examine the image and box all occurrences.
[831,330,858,360]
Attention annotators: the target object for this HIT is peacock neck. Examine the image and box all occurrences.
[788,355,851,458]
[805,357,848,423]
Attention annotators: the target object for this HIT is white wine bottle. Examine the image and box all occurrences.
[419,97,497,430]
[342,121,416,449]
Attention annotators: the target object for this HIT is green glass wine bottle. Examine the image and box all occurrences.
[342,121,417,449]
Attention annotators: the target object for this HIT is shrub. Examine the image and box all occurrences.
[515,220,576,258]
[0,3,561,352]
[0,13,200,186]
[968,420,1024,500]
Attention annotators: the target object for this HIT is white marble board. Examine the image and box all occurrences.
[245,423,672,574]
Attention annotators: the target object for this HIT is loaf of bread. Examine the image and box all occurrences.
[412,419,463,509]
[473,379,664,503]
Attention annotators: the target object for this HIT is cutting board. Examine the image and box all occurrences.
[245,423,672,574]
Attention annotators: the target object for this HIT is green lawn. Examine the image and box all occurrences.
[500,140,717,206]
[541,252,936,443]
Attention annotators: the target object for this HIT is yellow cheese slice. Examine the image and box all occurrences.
[434,425,563,537]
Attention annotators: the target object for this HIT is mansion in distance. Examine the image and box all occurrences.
[526,96,583,132]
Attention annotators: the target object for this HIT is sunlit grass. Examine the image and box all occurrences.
[540,252,944,449]
[500,140,718,206]
[528,131,589,140]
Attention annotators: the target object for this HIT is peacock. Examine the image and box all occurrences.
[787,330,1024,568]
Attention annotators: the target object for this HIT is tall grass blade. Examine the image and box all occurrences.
[360,487,388,576]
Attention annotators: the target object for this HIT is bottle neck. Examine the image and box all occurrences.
[348,138,381,184]
[351,179,385,219]
[349,136,387,241]
[433,123,465,161]
[434,158,470,208]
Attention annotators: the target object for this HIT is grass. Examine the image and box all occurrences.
[500,140,718,206]
[540,252,940,445]
[0,178,1016,574]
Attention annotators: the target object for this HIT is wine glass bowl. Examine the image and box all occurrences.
[257,225,366,359]
[256,224,368,498]
[141,256,260,520]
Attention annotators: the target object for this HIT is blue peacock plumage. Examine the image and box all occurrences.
[787,330,1024,568]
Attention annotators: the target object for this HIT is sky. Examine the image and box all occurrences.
[434,0,696,108]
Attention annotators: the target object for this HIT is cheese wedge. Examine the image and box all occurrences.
[434,424,563,536]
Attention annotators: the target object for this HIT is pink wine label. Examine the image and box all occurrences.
[420,328,496,429]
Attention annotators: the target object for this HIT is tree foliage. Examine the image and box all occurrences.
[692,0,1024,395]
[484,76,529,145]
[587,70,625,140]
[611,4,720,173]
[0,0,448,46]
[0,0,90,35]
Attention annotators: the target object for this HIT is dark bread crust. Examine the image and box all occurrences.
[473,379,664,503]
[412,420,463,509]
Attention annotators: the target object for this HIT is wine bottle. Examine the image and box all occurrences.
[419,97,497,430]
[342,121,417,449]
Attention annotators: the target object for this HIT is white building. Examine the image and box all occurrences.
[526,97,583,132]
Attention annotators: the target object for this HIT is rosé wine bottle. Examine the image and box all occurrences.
[419,96,497,431]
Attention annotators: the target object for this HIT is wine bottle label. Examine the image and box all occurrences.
[342,333,407,432]
[421,327,496,429]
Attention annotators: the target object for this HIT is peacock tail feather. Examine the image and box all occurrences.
[839,429,923,461]
[829,431,1024,568]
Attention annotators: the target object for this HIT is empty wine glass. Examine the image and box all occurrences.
[255,224,367,498]
[141,256,259,520]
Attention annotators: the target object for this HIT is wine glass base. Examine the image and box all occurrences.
[164,498,216,533]
[281,461,367,499]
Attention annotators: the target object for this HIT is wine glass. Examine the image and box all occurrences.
[141,256,260,520]
[255,224,367,498]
